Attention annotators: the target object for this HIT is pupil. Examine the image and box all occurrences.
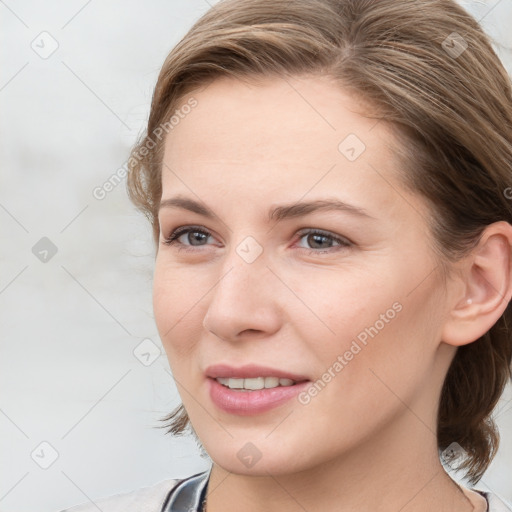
[309,234,329,249]
[190,232,207,245]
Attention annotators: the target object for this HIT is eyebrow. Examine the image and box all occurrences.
[159,195,375,222]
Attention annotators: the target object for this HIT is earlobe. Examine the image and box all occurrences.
[441,221,512,347]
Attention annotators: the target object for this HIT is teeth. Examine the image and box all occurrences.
[216,376,298,390]
[264,377,279,388]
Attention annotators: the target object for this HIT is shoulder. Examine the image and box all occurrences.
[56,477,183,512]
[476,490,512,512]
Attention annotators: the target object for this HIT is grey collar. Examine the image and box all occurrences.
[161,465,212,512]
[161,467,512,512]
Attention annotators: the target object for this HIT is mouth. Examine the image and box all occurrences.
[205,364,311,415]
[205,363,310,387]
[214,376,305,391]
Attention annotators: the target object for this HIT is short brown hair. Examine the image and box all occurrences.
[126,0,512,484]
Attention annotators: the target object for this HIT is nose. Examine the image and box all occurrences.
[202,249,282,342]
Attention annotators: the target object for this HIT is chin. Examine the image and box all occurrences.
[197,433,312,477]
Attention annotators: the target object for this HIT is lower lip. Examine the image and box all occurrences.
[207,377,310,415]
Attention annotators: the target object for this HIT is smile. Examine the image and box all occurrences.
[215,376,297,390]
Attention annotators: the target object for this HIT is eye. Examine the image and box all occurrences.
[295,229,351,254]
[162,226,352,254]
[162,225,214,251]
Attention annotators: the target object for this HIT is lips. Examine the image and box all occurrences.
[205,363,310,382]
[204,364,311,415]
[207,375,311,415]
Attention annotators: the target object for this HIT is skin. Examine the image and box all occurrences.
[153,75,512,512]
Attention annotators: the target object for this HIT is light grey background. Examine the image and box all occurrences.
[1,1,511,511]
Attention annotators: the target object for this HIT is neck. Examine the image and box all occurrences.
[203,411,474,512]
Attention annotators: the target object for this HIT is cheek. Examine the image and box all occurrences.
[288,267,398,349]
[152,261,204,361]
[323,284,442,415]
[312,298,405,388]
[294,299,436,446]
[305,264,439,385]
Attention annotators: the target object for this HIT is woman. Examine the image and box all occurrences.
[61,0,512,510]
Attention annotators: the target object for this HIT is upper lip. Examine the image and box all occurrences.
[205,364,309,382]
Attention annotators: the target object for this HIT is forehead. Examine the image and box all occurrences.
[160,75,422,221]
[165,75,388,163]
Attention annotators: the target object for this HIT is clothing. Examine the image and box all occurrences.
[58,465,512,512]
[459,484,508,512]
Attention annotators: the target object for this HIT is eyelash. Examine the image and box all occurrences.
[162,225,352,255]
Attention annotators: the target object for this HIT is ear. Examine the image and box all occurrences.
[441,221,512,347]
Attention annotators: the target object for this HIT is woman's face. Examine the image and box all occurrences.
[153,75,453,475]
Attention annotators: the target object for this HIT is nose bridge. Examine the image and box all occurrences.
[215,233,269,299]
[203,238,280,339]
